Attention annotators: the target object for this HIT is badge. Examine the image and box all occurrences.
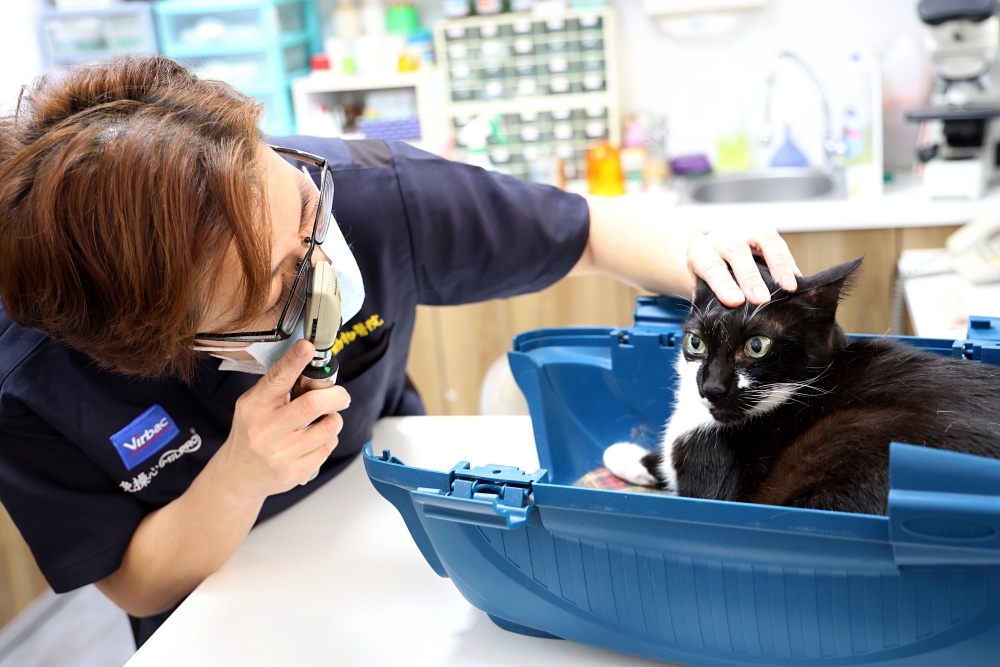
[110,404,180,470]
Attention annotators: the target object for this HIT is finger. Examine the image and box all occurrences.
[296,432,340,484]
[284,385,351,429]
[689,243,745,307]
[715,239,772,305]
[259,340,315,402]
[751,228,800,291]
[300,412,344,451]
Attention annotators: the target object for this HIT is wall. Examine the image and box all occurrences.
[0,0,46,111]
[614,0,930,166]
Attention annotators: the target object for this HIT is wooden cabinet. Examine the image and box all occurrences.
[0,503,48,629]
[407,225,960,416]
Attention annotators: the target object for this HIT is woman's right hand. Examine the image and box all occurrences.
[217,339,351,501]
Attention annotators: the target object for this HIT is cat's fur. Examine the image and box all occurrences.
[603,257,1000,515]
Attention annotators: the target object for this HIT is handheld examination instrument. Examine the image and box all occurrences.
[302,261,342,381]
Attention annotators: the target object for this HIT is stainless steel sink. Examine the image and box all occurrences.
[679,167,846,204]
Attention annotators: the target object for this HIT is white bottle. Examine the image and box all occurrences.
[355,0,385,75]
[842,53,870,164]
[335,0,363,40]
[361,0,385,37]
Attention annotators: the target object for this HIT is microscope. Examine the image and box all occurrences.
[908,0,1000,198]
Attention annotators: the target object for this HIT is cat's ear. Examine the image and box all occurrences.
[792,256,864,312]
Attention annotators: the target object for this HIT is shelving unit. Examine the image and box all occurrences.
[436,7,620,181]
[291,69,448,152]
[153,0,321,137]
[38,1,158,69]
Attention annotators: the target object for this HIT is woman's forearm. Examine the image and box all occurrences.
[95,447,266,617]
[574,195,801,307]
[572,195,701,297]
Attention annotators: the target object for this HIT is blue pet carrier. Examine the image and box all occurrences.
[363,297,1000,666]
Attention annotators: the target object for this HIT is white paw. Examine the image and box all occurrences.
[603,443,658,487]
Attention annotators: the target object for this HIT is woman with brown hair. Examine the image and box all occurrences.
[0,55,801,646]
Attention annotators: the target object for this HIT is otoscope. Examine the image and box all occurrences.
[301,260,342,382]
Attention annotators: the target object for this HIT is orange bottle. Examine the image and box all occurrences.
[586,142,625,196]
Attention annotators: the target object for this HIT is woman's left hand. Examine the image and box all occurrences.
[686,226,802,307]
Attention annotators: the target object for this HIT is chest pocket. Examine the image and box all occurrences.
[338,324,393,381]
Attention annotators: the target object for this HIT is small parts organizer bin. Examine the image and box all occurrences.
[153,0,321,136]
[435,8,620,181]
[364,296,1000,666]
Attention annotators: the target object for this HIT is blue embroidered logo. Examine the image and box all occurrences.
[110,405,180,470]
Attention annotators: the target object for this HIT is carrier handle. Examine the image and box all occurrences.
[889,442,1000,566]
[411,488,532,530]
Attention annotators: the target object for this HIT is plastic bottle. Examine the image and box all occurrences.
[335,0,363,40]
[587,142,625,196]
[882,34,931,171]
[333,0,362,74]
[458,115,495,171]
[406,29,434,67]
[642,113,669,192]
[620,118,647,194]
[842,52,871,164]
[361,0,385,37]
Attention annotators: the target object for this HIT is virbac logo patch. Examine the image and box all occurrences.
[110,404,180,471]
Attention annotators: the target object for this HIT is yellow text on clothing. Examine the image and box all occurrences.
[333,314,385,355]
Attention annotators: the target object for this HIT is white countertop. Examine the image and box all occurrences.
[628,176,1000,234]
[900,248,1000,339]
[125,416,673,667]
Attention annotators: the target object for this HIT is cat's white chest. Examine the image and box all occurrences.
[603,354,718,491]
[659,356,718,492]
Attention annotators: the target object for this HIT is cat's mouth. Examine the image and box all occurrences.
[708,403,745,424]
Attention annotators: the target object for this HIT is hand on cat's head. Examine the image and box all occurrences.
[692,255,864,314]
[687,227,803,307]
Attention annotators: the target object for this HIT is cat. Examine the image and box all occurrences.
[603,257,1000,515]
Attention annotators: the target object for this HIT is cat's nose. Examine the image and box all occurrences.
[701,380,728,402]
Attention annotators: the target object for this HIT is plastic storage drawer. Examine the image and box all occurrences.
[153,0,320,136]
[364,296,1000,666]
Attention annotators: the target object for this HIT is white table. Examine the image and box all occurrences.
[899,249,1000,339]
[126,416,672,667]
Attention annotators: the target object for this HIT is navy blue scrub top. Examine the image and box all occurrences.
[0,138,590,645]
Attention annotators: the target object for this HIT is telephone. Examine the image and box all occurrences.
[947,213,1000,284]
[302,260,342,381]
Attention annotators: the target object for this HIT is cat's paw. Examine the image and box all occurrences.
[603,443,659,487]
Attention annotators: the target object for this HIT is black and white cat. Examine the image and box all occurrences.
[604,257,1000,515]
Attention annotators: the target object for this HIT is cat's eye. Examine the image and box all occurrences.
[745,336,771,358]
[684,333,706,356]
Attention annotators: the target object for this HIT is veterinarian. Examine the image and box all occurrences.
[0,56,802,646]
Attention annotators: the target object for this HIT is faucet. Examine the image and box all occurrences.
[759,50,845,167]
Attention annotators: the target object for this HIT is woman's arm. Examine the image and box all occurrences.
[95,341,349,617]
[571,195,802,307]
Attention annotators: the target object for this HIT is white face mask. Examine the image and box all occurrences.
[319,213,364,325]
[193,314,307,375]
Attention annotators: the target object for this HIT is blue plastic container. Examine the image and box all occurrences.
[153,0,321,136]
[364,297,1000,666]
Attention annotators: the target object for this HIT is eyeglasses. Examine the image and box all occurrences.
[195,145,334,343]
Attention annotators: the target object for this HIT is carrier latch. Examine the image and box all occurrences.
[410,462,549,530]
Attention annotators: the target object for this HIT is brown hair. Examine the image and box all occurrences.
[0,55,272,380]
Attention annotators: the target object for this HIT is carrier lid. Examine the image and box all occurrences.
[889,442,1000,566]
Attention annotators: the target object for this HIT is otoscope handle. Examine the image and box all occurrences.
[302,352,339,381]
